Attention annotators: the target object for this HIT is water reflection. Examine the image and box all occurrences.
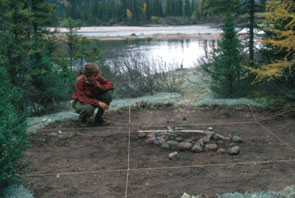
[99,39,217,69]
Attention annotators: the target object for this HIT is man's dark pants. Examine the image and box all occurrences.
[72,91,112,122]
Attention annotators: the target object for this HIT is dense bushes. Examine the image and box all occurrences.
[0,66,30,189]
[101,52,185,98]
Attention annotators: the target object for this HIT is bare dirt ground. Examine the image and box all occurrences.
[24,106,295,198]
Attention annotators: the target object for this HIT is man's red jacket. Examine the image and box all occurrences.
[72,74,114,107]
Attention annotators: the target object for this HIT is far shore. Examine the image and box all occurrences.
[57,33,221,40]
[50,24,221,40]
[49,24,220,33]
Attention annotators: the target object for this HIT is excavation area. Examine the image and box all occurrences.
[25,107,295,198]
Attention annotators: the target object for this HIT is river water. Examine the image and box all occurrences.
[66,25,221,69]
[99,39,217,69]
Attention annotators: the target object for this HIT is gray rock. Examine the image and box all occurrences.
[138,132,146,138]
[196,139,204,147]
[228,146,240,155]
[169,152,179,161]
[175,137,183,142]
[202,135,212,143]
[185,137,195,143]
[167,140,179,150]
[161,135,168,141]
[229,143,237,147]
[191,145,203,153]
[153,136,165,145]
[217,148,226,154]
[217,140,224,144]
[213,133,227,140]
[205,144,218,151]
[145,138,154,144]
[181,193,191,198]
[147,133,156,138]
[161,142,170,149]
[178,142,193,151]
[232,135,243,143]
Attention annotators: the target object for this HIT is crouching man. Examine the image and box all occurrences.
[72,63,114,127]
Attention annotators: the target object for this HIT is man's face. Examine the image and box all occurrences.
[87,73,98,82]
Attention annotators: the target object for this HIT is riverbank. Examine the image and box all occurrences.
[51,24,222,40]
[85,33,220,41]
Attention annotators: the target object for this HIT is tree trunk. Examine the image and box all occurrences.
[249,0,255,67]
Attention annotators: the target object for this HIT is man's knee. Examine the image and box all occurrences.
[100,91,113,105]
[82,104,95,116]
[76,102,95,117]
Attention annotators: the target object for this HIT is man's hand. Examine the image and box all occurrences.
[97,101,109,110]
[95,81,102,89]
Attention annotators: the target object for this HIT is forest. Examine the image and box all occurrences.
[52,0,267,25]
[1,0,295,195]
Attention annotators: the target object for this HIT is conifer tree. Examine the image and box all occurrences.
[63,17,82,71]
[0,0,32,88]
[0,65,29,188]
[203,14,244,97]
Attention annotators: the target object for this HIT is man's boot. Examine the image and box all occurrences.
[79,117,88,127]
[95,108,111,125]
[95,117,111,125]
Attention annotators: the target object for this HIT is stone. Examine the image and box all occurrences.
[138,132,146,138]
[185,137,195,143]
[232,135,243,143]
[166,140,179,149]
[213,133,227,140]
[217,148,226,154]
[175,137,183,142]
[229,143,237,147]
[202,135,212,143]
[217,140,224,144]
[191,145,203,153]
[161,143,170,149]
[153,137,165,145]
[205,144,218,151]
[147,134,155,138]
[181,193,190,198]
[169,152,179,161]
[227,146,240,155]
[161,135,168,140]
[145,138,154,144]
[196,139,204,147]
[178,142,192,151]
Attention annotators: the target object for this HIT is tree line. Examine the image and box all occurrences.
[53,0,267,25]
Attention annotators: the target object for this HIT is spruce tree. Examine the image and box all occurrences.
[0,0,32,88]
[203,14,244,97]
[0,65,29,188]
[63,17,82,71]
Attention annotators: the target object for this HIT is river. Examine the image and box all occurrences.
[98,39,218,69]
[55,25,221,69]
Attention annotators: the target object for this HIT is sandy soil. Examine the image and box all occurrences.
[25,106,295,198]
